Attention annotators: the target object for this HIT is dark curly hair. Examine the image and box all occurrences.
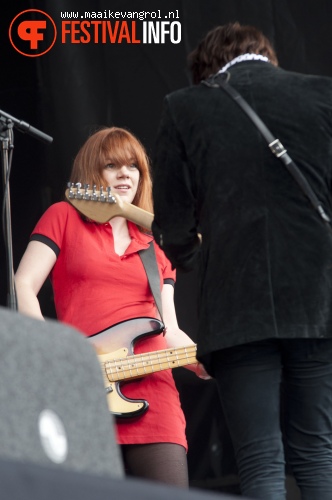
[188,22,278,84]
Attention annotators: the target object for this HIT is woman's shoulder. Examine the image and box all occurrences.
[33,201,83,232]
[32,201,86,245]
[42,201,80,219]
[152,240,176,278]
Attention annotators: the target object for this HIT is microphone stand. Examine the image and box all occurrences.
[0,110,53,310]
[1,119,16,309]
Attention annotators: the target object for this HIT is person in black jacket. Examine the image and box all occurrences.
[152,22,332,500]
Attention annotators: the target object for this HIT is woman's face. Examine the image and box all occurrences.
[101,156,140,204]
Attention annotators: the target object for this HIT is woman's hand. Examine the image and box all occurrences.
[194,362,212,380]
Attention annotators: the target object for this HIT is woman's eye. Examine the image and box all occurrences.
[104,163,138,170]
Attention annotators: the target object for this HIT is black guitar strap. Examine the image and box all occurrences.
[202,72,332,228]
[138,242,164,324]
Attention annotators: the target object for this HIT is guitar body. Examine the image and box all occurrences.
[88,317,165,419]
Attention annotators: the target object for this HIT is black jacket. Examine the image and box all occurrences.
[152,61,332,364]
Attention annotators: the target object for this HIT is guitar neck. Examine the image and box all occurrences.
[121,203,153,230]
[104,344,197,382]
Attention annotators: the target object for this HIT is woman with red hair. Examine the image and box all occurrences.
[15,126,208,486]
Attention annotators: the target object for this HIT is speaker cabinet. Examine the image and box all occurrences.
[0,306,123,478]
[0,455,244,500]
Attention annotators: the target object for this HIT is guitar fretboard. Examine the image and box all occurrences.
[104,345,197,382]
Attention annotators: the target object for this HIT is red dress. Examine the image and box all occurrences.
[31,202,187,449]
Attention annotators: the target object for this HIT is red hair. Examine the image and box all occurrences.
[70,127,153,225]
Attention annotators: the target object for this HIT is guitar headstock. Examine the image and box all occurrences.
[65,183,125,223]
[65,182,154,229]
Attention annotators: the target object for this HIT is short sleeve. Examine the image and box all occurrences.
[153,241,176,285]
[30,202,72,255]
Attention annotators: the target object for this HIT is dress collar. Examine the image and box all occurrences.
[218,53,269,74]
[128,221,153,246]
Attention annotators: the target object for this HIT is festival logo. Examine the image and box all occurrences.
[9,9,57,57]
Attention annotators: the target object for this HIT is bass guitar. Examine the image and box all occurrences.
[88,317,197,418]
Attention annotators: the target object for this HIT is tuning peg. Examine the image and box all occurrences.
[83,184,90,200]
[90,184,97,201]
[106,186,116,204]
[67,182,74,199]
[75,182,83,199]
[98,185,105,202]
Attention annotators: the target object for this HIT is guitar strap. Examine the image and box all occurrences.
[202,71,332,229]
[138,242,164,324]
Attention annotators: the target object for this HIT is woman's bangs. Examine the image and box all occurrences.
[101,133,141,169]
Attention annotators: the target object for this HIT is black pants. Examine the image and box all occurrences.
[212,338,332,499]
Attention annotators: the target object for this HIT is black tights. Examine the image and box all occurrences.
[121,443,189,488]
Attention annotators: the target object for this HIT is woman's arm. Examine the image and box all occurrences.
[161,283,211,379]
[14,240,57,320]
